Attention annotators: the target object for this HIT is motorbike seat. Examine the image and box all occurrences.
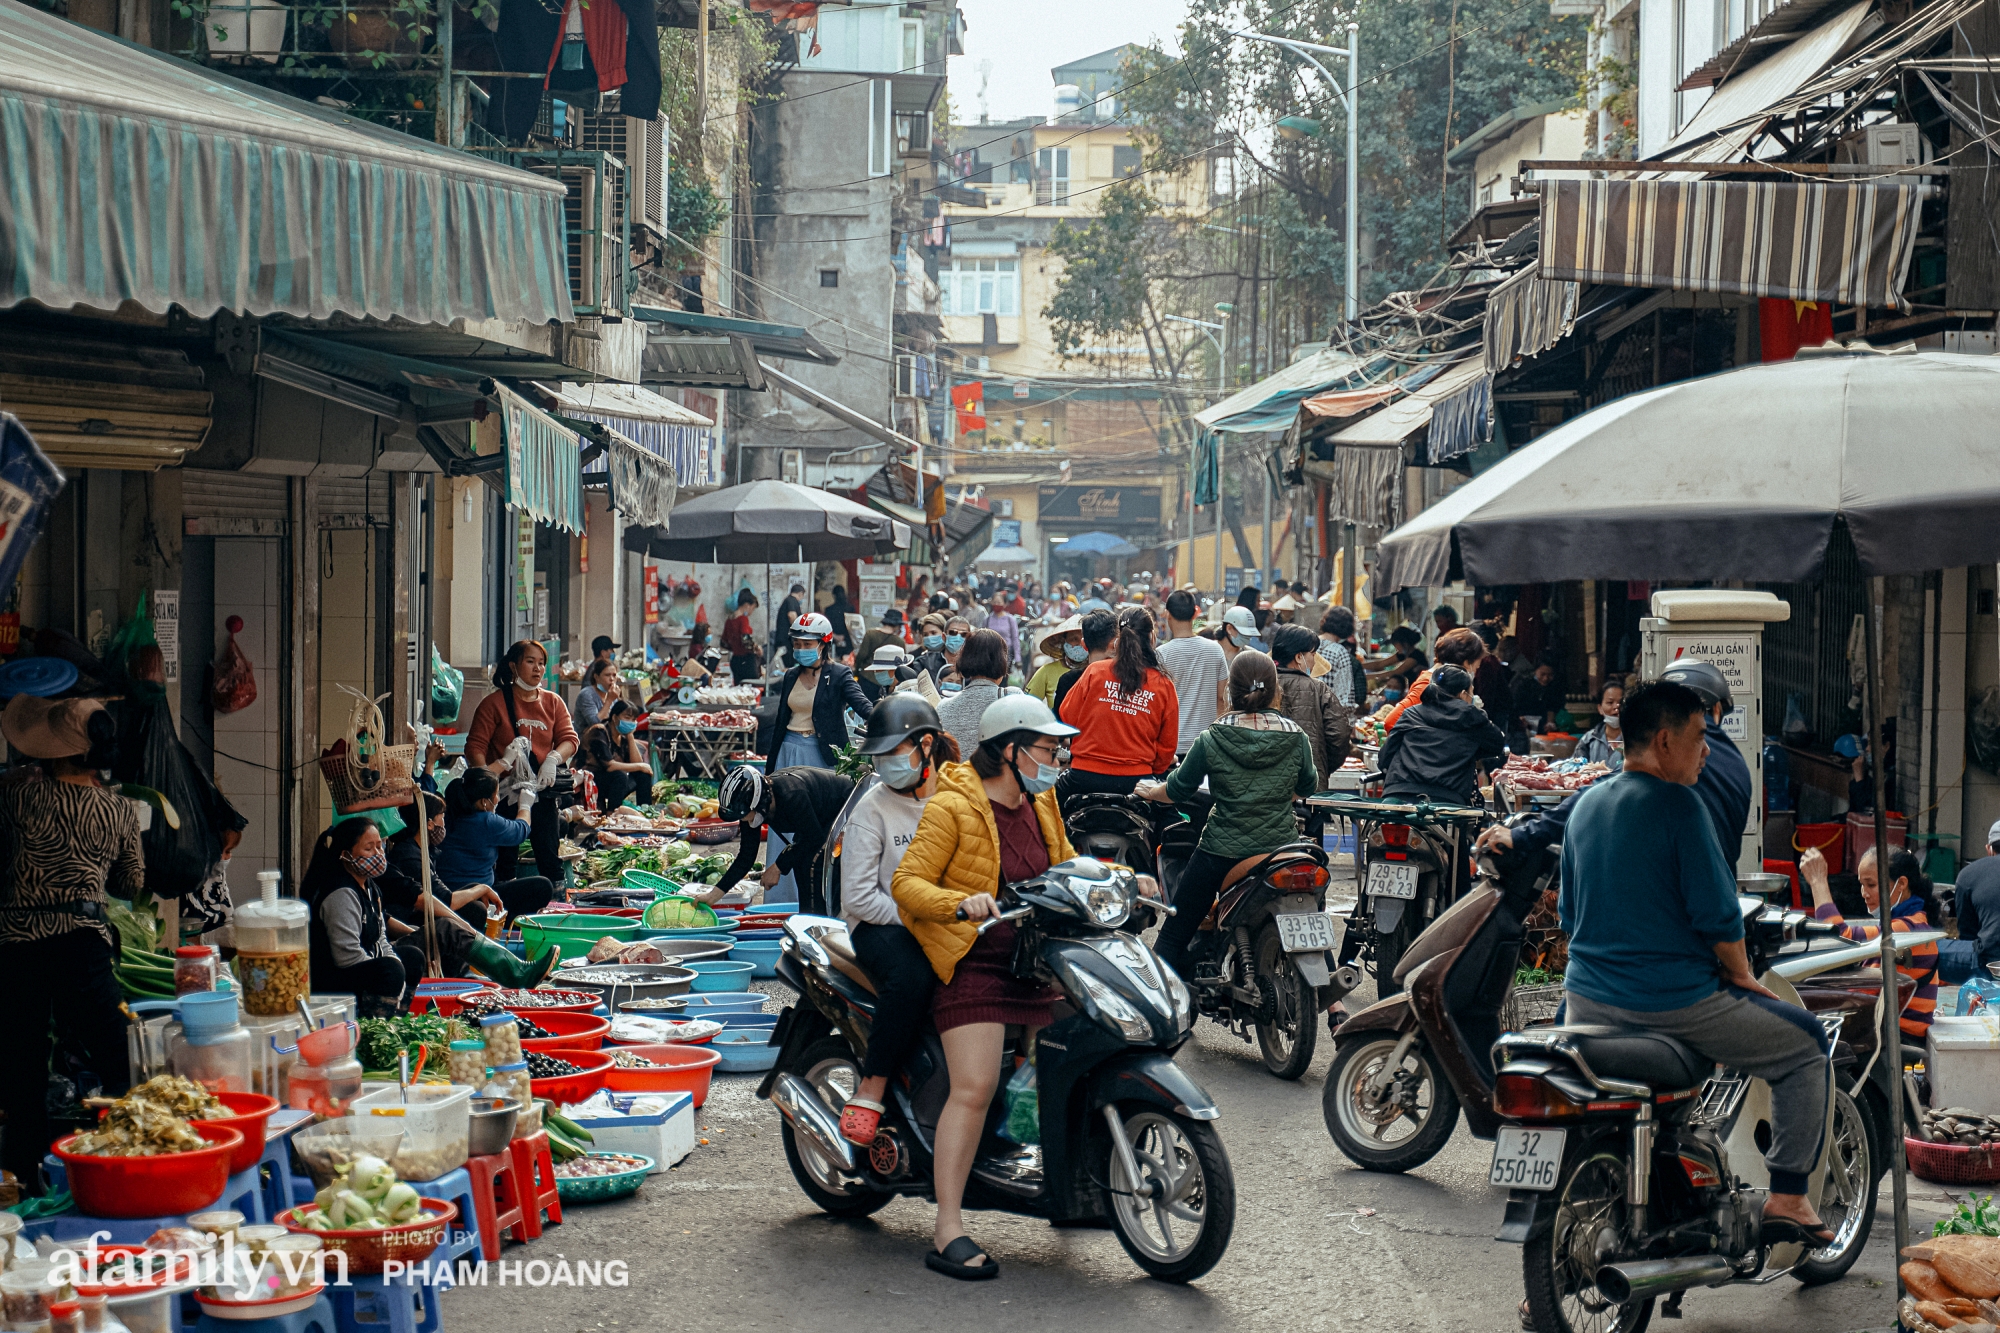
[1544,1025,1716,1090]
[817,933,879,996]
[1219,854,1275,894]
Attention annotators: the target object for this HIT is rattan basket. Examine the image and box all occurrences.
[318,690,416,812]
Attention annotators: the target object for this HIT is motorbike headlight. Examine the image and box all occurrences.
[1074,968,1152,1042]
[1077,875,1134,929]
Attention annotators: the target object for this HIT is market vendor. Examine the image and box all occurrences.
[1572,680,1626,771]
[721,591,765,684]
[583,699,654,811]
[0,694,141,1191]
[465,639,577,885]
[301,818,428,1018]
[377,792,552,989]
[714,765,855,913]
[437,768,556,922]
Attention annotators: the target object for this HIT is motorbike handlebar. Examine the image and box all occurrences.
[954,902,1035,934]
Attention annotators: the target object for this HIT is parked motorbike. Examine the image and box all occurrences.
[1493,894,1905,1333]
[756,858,1238,1283]
[1316,793,1489,993]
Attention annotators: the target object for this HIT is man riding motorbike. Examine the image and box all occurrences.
[1557,679,1834,1246]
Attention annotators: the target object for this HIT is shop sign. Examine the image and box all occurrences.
[1038,485,1161,525]
[643,566,660,625]
[154,590,179,683]
[1656,631,1759,741]
[995,518,1022,546]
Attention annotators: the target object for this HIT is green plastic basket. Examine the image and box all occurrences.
[621,869,682,895]
[642,895,719,930]
[553,1152,654,1203]
[518,913,639,962]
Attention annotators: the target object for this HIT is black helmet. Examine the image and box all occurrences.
[1658,659,1731,710]
[857,694,942,755]
[719,768,766,821]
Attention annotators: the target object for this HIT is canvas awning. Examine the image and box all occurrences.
[496,385,584,534]
[1663,0,1877,157]
[1329,355,1489,448]
[0,1,571,326]
[1194,347,1369,434]
[1538,179,1923,307]
[1483,264,1580,370]
[760,362,925,454]
[633,308,838,365]
[556,382,722,490]
[604,430,678,529]
[1299,386,1401,420]
[1304,446,1405,531]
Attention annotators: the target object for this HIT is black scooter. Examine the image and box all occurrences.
[757,858,1237,1283]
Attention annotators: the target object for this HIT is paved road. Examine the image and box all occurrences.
[453,973,1952,1333]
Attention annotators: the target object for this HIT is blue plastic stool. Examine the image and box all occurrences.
[400,1167,477,1266]
[219,1162,268,1223]
[256,1127,297,1223]
[193,1294,335,1333]
[292,1175,316,1206]
[328,1273,443,1333]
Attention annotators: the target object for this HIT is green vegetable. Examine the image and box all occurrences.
[381,1181,421,1223]
[546,1110,593,1143]
[350,1155,396,1202]
[833,743,871,782]
[651,780,680,802]
[1936,1194,2000,1237]
[356,1014,456,1074]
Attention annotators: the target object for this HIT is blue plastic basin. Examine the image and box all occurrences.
[731,940,784,979]
[711,1028,780,1072]
[686,960,756,992]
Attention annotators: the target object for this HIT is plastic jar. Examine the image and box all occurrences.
[235,1226,288,1260]
[476,1013,522,1065]
[71,1296,106,1333]
[165,992,252,1095]
[0,1210,22,1272]
[285,1053,364,1117]
[2,1271,61,1327]
[48,1301,79,1333]
[485,1060,531,1107]
[172,947,218,996]
[185,1211,243,1243]
[447,1040,488,1088]
[233,872,310,1017]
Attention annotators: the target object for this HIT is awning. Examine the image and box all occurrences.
[555,382,722,490]
[1665,0,1875,154]
[0,329,209,471]
[1680,0,1859,88]
[1299,386,1401,420]
[633,308,838,365]
[1331,355,1490,449]
[257,331,491,420]
[1538,179,1923,307]
[1483,264,1579,370]
[640,332,767,390]
[1194,347,1369,434]
[496,385,584,533]
[761,362,925,454]
[605,431,678,529]
[0,2,571,326]
[973,544,1037,566]
[1305,446,1405,531]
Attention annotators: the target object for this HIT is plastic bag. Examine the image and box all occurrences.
[1000,1059,1039,1145]
[105,591,158,687]
[211,615,258,715]
[431,645,464,723]
[110,692,233,900]
[1782,692,1814,746]
[1971,685,2000,775]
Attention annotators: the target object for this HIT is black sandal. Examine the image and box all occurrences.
[925,1235,999,1280]
[1759,1216,1836,1247]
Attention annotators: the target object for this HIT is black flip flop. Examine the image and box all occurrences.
[1760,1216,1836,1247]
[925,1235,999,1281]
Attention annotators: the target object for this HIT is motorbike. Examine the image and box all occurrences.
[1315,793,1489,993]
[756,857,1238,1283]
[1492,892,1936,1333]
[1066,792,1361,1080]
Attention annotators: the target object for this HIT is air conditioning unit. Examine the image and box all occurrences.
[994,498,1013,517]
[573,107,669,238]
[1836,122,1924,169]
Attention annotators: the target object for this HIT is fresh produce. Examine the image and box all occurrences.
[70,1076,224,1156]
[110,900,178,1000]
[554,1153,649,1178]
[525,1052,580,1078]
[1496,753,1611,792]
[292,1154,430,1231]
[693,684,760,707]
[1940,1195,2000,1237]
[656,710,757,730]
[641,897,713,928]
[469,988,598,1010]
[543,1108,594,1163]
[356,1014,460,1075]
[608,1051,659,1069]
[584,938,665,964]
[1921,1107,2000,1147]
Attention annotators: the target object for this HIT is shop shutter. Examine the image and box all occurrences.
[182,471,289,522]
[0,334,211,471]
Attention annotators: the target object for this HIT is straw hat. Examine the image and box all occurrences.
[1035,614,1084,657]
[1,693,104,759]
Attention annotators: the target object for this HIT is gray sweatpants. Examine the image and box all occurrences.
[1565,987,1832,1195]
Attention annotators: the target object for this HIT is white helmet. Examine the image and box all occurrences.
[791,612,834,641]
[976,694,1079,744]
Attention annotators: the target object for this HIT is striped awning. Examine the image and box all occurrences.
[1538,179,1922,308]
[1483,264,1579,370]
[0,0,573,326]
[498,386,584,534]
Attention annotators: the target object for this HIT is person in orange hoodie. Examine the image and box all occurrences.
[1381,626,1490,731]
[1056,606,1178,815]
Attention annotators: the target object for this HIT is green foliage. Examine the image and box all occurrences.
[1935,1194,2000,1237]
[667,161,729,266]
[1043,179,1164,361]
[833,743,874,783]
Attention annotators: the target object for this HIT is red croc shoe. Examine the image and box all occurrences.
[840,1098,885,1146]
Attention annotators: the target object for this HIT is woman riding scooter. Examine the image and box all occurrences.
[837,696,958,1147]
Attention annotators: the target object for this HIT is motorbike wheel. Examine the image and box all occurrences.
[1793,1086,1878,1286]
[779,1037,894,1219]
[1522,1151,1654,1333]
[1103,1103,1236,1283]
[1253,924,1318,1080]
[1321,1034,1460,1172]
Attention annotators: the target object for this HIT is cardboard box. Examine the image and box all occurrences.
[564,1091,695,1172]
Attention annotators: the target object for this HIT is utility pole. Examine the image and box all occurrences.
[1243,26,1361,321]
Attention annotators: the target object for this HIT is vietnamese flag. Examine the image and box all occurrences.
[950,380,985,434]
[1759,298,1835,361]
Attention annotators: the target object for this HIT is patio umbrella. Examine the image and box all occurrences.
[972,543,1037,566]
[1371,344,2000,1283]
[621,479,909,563]
[1058,530,1141,558]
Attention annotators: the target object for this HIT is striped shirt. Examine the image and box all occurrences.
[1813,897,1939,1037]
[1316,639,1356,706]
[0,774,145,947]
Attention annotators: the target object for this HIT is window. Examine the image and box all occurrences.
[1036,147,1070,205]
[819,270,839,288]
[940,259,1018,316]
[901,17,922,71]
[1112,145,1143,178]
[868,79,892,177]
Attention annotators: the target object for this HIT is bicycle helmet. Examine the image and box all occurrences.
[858,694,943,755]
[1657,658,1731,710]
[791,611,834,642]
[719,767,766,821]
[976,694,1078,744]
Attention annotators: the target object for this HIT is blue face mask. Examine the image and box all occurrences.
[923,634,943,650]
[1063,643,1088,665]
[945,634,966,653]
[941,681,962,694]
[1013,751,1059,795]
[794,645,820,668]
[872,749,924,791]
[616,720,637,735]
[871,670,895,685]
[1383,687,1403,703]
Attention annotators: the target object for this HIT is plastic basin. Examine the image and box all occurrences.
[714,1006,779,1029]
[730,940,784,978]
[517,1010,612,1052]
[208,1091,280,1174]
[636,938,733,964]
[740,903,799,919]
[409,979,490,1018]
[554,1153,654,1203]
[685,960,756,992]
[519,914,638,962]
[732,928,784,941]
[488,988,606,1015]
[550,963,696,1005]
[55,1121,243,1218]
[642,922,739,940]
[528,1049,614,1104]
[276,1197,458,1275]
[709,1028,780,1073]
[686,819,740,844]
[601,1044,722,1102]
[676,992,768,1013]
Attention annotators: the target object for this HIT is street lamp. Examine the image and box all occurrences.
[1242,26,1360,322]
[1164,313,1227,394]
[1166,308,1234,593]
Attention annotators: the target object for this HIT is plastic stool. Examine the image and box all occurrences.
[257,1127,296,1223]
[460,1152,525,1259]
[327,1273,441,1333]
[194,1293,335,1333]
[219,1162,269,1224]
[401,1167,477,1266]
[292,1175,316,1206]
[506,1131,562,1239]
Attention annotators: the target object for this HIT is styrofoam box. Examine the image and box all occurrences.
[564,1091,694,1173]
[1929,1014,2000,1116]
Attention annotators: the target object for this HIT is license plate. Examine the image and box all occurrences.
[1273,912,1335,953]
[1489,1126,1567,1191]
[1367,861,1419,901]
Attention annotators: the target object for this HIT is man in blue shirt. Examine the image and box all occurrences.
[1558,680,1834,1246]
[1951,821,2000,967]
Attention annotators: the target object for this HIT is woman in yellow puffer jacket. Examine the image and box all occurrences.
[891,695,1076,1281]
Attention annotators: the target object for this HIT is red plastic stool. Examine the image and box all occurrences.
[508,1130,563,1238]
[462,1150,527,1260]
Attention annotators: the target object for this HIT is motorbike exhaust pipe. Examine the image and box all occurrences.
[1326,963,1363,1001]
[770,1073,858,1174]
[1594,1255,1735,1304]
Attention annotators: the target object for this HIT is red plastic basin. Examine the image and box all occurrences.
[527,1049,613,1105]
[519,1010,611,1052]
[600,1044,720,1107]
[209,1092,279,1173]
[55,1122,244,1218]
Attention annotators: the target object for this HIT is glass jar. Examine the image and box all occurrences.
[71,1296,106,1333]
[233,872,310,1017]
[172,947,218,996]
[285,1053,364,1117]
[2,1270,61,1327]
[482,1060,531,1108]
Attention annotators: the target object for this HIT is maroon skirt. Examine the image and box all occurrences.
[933,925,1057,1033]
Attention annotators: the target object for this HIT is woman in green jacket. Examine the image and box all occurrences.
[1140,650,1318,983]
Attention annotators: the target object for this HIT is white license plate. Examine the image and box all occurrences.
[1366,861,1420,901]
[1273,912,1335,953]
[1489,1126,1567,1191]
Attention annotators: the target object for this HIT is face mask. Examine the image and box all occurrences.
[1063,642,1089,665]
[1013,752,1059,796]
[871,671,894,685]
[923,634,943,650]
[344,848,388,879]
[945,634,966,653]
[1383,688,1404,704]
[794,646,820,668]
[873,749,925,791]
[941,681,962,694]
[616,719,637,735]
